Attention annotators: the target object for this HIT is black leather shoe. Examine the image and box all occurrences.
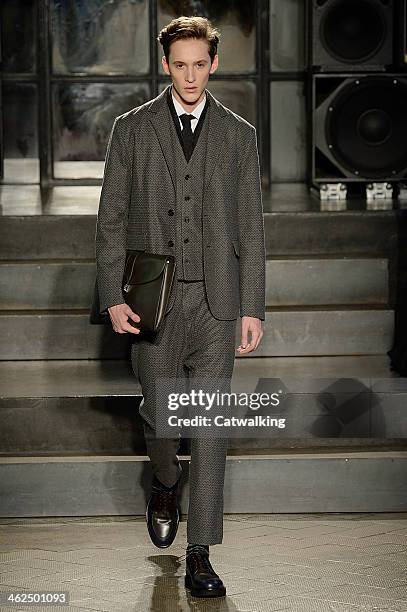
[146,474,181,548]
[185,545,226,598]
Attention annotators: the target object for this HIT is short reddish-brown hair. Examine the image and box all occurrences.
[157,16,220,64]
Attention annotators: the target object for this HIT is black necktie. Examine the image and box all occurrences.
[180,113,196,158]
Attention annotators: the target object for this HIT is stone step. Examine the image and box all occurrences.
[0,308,394,359]
[1,356,396,398]
[0,258,389,310]
[0,211,399,261]
[0,451,406,516]
[253,307,394,357]
[0,357,404,456]
[267,258,389,306]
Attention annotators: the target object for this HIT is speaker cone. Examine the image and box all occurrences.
[325,77,407,178]
[320,0,388,64]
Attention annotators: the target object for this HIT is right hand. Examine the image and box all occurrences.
[108,303,141,334]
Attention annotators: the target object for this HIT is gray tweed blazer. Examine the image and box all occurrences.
[94,84,266,321]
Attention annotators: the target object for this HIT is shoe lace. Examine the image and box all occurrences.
[152,484,178,515]
[180,546,214,573]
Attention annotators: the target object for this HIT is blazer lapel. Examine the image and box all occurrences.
[147,86,177,193]
[202,88,228,191]
[147,84,228,193]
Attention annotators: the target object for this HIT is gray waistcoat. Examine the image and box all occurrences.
[167,99,211,281]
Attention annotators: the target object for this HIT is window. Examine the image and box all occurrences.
[0,0,307,189]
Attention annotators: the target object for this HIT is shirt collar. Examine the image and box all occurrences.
[171,86,207,122]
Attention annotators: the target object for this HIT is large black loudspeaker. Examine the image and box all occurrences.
[311,0,394,71]
[404,0,407,65]
[312,73,407,183]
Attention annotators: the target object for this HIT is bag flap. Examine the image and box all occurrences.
[124,251,170,285]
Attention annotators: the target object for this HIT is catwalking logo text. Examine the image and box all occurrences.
[167,413,286,429]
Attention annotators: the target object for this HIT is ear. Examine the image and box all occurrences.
[210,54,219,74]
[162,55,170,75]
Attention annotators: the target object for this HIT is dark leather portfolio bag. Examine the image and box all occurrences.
[89,250,176,334]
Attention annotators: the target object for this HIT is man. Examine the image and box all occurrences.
[95,15,265,599]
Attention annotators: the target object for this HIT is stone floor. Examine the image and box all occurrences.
[1,513,407,611]
[0,182,402,215]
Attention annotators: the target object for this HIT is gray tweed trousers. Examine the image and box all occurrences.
[130,278,237,545]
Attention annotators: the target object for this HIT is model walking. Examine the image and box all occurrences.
[95,15,266,598]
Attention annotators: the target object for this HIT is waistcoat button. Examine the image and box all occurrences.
[168,209,174,216]
[168,239,174,247]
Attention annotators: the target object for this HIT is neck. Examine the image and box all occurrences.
[171,84,205,113]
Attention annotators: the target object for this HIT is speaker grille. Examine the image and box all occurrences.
[320,0,388,64]
[325,77,407,178]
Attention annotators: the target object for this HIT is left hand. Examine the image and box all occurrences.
[236,316,264,354]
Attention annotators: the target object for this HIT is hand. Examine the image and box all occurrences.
[108,303,141,334]
[236,316,263,354]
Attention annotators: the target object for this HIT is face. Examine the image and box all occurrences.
[162,37,218,111]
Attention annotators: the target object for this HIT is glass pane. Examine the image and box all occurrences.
[157,1,256,74]
[270,0,305,72]
[53,82,151,179]
[51,0,150,75]
[159,79,257,127]
[1,0,36,72]
[1,82,39,183]
[271,80,306,181]
[207,80,257,126]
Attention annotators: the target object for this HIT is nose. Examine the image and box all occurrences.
[185,69,195,83]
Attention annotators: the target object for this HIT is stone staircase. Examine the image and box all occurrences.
[0,199,406,516]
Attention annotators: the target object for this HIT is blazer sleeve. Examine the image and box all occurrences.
[95,116,131,314]
[236,125,266,321]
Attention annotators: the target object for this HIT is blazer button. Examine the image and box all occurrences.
[184,196,190,201]
[184,237,189,243]
[168,239,174,247]
[185,174,190,180]
[168,209,174,216]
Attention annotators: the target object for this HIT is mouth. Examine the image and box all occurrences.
[185,87,197,91]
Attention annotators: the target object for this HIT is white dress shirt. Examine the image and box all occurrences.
[171,87,207,133]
